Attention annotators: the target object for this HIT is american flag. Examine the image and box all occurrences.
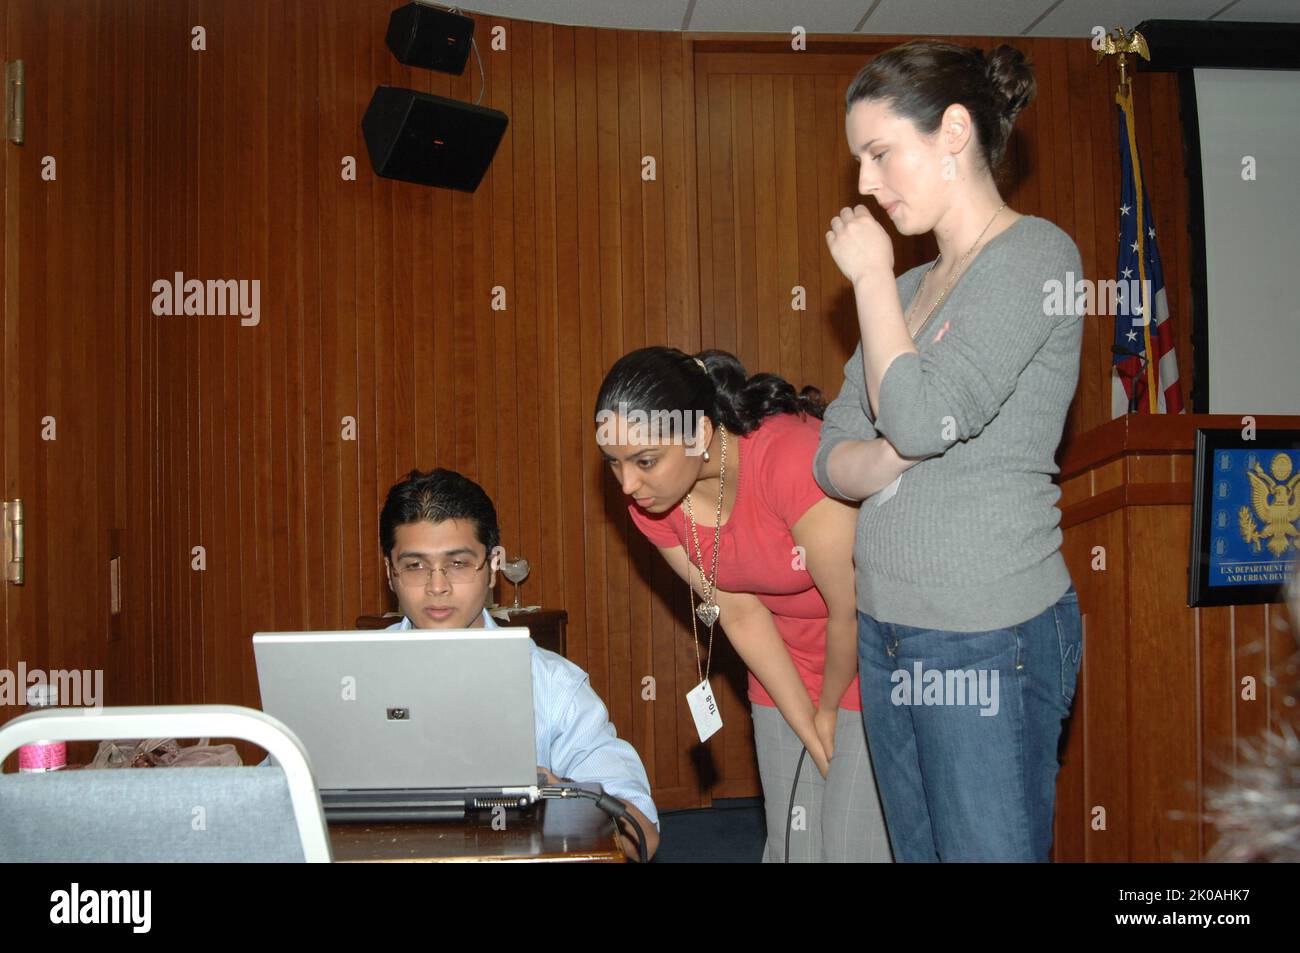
[1110,86,1185,416]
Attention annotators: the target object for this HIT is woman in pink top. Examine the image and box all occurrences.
[594,347,891,862]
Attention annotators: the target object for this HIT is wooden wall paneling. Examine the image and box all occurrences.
[749,75,778,376]
[314,0,343,632]
[572,26,603,677]
[773,76,800,389]
[95,0,124,698]
[620,31,655,780]
[49,0,75,692]
[692,47,715,354]
[385,27,415,526]
[448,175,474,476]
[365,0,395,624]
[629,29,665,787]
[428,58,457,499]
[1226,603,1266,859]
[131,1,158,707]
[1197,601,1235,858]
[0,0,142,776]
[551,23,590,686]
[592,25,622,701]
[121,0,148,707]
[295,0,321,630]
[43,0,63,691]
[488,15,519,594]
[730,75,757,373]
[2,0,38,763]
[657,32,705,807]
[1128,504,1200,860]
[1082,510,1130,860]
[706,71,736,356]
[1026,40,1058,242]
[1066,39,1102,435]
[790,73,821,389]
[251,0,275,705]
[510,22,544,612]
[195,0,221,704]
[295,7,326,633]
[1085,36,1119,439]
[606,26,638,747]
[410,43,435,473]
[2,0,11,733]
[529,21,563,616]
[448,64,476,471]
[813,70,852,393]
[662,34,699,355]
[270,0,299,640]
[177,0,194,704]
[1234,603,1271,760]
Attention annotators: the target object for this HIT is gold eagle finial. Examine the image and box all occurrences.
[1095,27,1151,95]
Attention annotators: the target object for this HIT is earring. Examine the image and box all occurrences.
[703,450,711,462]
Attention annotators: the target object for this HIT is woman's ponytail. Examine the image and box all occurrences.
[595,346,823,440]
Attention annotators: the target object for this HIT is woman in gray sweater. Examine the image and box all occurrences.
[816,39,1084,861]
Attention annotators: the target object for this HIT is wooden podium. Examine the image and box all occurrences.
[1052,413,1300,861]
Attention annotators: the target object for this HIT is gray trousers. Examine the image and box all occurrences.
[752,704,893,863]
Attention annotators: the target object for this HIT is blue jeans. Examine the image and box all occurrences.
[858,586,1082,862]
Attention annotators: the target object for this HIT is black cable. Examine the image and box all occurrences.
[540,785,649,864]
[785,747,807,863]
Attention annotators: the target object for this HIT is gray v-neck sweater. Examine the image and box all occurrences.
[812,215,1084,631]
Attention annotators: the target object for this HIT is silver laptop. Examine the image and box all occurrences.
[253,626,539,822]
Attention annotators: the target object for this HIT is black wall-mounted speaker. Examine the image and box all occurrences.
[385,2,475,75]
[362,85,508,193]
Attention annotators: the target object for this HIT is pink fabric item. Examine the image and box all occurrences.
[628,413,861,711]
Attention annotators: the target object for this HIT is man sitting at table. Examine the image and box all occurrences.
[378,467,659,861]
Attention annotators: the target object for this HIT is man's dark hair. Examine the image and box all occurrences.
[379,468,500,561]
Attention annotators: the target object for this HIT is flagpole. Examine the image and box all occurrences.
[1097,27,1159,414]
[1117,86,1160,413]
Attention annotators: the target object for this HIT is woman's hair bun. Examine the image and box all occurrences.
[985,44,1035,123]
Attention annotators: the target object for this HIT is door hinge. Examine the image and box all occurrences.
[5,60,24,145]
[4,499,23,585]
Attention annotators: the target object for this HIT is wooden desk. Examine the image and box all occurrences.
[328,794,625,863]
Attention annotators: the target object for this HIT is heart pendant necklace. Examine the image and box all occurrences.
[683,424,728,688]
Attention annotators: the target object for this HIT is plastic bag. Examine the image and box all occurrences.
[87,737,242,768]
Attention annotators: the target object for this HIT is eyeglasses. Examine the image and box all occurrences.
[392,555,490,588]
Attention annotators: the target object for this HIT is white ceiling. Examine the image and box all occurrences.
[450,0,1300,36]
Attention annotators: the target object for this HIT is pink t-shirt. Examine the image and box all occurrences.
[627,412,861,711]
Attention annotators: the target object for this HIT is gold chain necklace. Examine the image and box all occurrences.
[905,202,1007,340]
[682,425,727,681]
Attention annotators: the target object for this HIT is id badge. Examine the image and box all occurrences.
[686,678,723,743]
